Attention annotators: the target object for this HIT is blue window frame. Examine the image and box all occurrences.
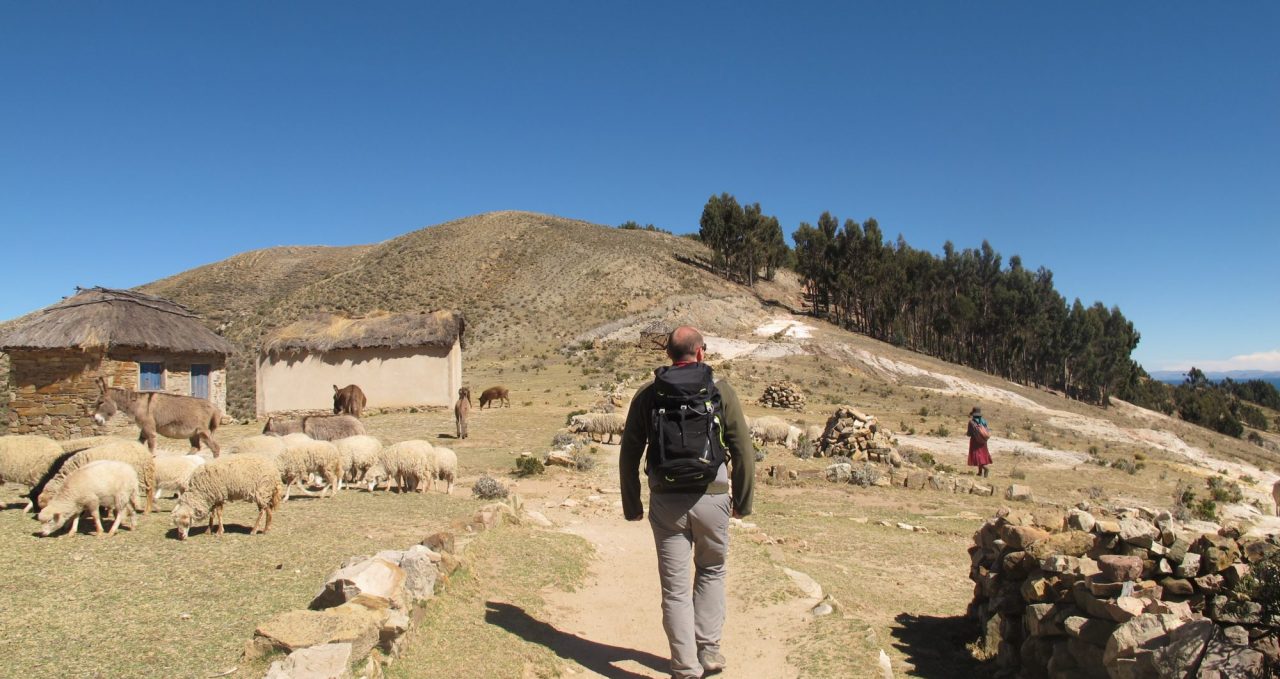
[191,364,210,400]
[139,362,164,391]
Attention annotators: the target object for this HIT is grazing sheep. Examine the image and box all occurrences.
[805,424,824,444]
[332,384,367,418]
[275,437,342,499]
[749,416,801,450]
[153,454,208,499]
[479,386,510,409]
[232,434,288,460]
[172,456,283,539]
[0,435,69,512]
[334,435,382,484]
[455,387,472,439]
[58,436,124,454]
[38,460,142,538]
[264,414,366,441]
[376,440,435,492]
[38,440,158,513]
[430,446,458,494]
[568,413,627,444]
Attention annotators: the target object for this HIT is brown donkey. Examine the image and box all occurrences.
[333,384,367,418]
[91,377,222,456]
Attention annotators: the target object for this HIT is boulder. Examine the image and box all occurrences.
[1097,555,1143,582]
[1094,519,1121,534]
[1174,553,1201,579]
[1103,613,1212,671]
[1117,518,1158,548]
[1003,525,1051,551]
[312,558,406,611]
[1194,533,1241,574]
[382,546,438,604]
[255,603,385,661]
[421,531,455,554]
[1067,509,1096,533]
[1158,578,1194,598]
[1027,531,1095,560]
[264,643,354,679]
[1005,484,1034,502]
[1063,616,1117,648]
[971,483,995,497]
[824,463,852,483]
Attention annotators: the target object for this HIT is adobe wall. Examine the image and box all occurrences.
[256,343,461,417]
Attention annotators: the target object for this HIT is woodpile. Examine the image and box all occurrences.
[968,505,1277,678]
[758,382,806,410]
[817,405,894,460]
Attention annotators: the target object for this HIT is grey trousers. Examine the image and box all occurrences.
[649,492,731,678]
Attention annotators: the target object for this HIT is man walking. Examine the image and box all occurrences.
[620,326,755,678]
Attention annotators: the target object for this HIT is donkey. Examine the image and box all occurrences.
[91,377,222,456]
[333,384,367,418]
[454,387,472,439]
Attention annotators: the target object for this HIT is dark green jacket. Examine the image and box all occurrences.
[619,370,755,520]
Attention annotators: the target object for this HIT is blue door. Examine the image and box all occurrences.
[191,364,210,400]
[139,363,164,391]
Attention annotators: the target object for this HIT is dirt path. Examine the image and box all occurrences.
[522,467,810,678]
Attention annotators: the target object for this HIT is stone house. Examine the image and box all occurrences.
[256,310,465,417]
[0,287,235,438]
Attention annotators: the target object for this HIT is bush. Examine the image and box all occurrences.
[1111,457,1144,475]
[928,424,950,437]
[1009,465,1027,480]
[850,463,881,488]
[514,455,545,477]
[1238,550,1280,624]
[1248,431,1265,446]
[564,409,588,426]
[550,431,579,449]
[472,476,509,500]
[1206,475,1244,504]
[573,447,598,472]
[795,435,815,460]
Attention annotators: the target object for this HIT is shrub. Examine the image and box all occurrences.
[850,463,881,488]
[514,455,545,477]
[1206,475,1244,504]
[1111,458,1144,475]
[550,431,578,449]
[1242,474,1258,485]
[564,409,588,426]
[472,476,509,500]
[1248,431,1265,446]
[928,424,950,437]
[1238,550,1280,624]
[1009,465,1027,480]
[1086,486,1105,500]
[572,446,598,472]
[795,435,815,460]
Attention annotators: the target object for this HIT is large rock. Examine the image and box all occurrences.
[1003,525,1051,551]
[1063,616,1117,648]
[1117,518,1159,548]
[1005,484,1034,502]
[1197,626,1264,679]
[312,558,407,611]
[1067,509,1097,533]
[255,603,385,661]
[1103,613,1213,674]
[375,546,439,604]
[1027,531,1096,560]
[1194,533,1241,574]
[1174,553,1201,579]
[265,643,354,679]
[824,463,852,483]
[1097,555,1143,582]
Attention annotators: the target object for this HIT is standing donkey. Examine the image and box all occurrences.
[91,377,223,456]
[454,387,472,439]
[333,384,367,418]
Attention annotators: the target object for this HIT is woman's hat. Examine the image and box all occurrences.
[970,406,982,416]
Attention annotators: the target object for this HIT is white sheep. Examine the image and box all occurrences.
[805,424,824,444]
[37,460,142,538]
[749,416,801,450]
[232,434,288,460]
[567,412,627,444]
[172,456,283,539]
[153,454,208,499]
[0,435,67,512]
[59,435,125,454]
[38,440,158,513]
[275,437,342,500]
[376,440,435,492]
[334,435,383,485]
[429,446,458,494]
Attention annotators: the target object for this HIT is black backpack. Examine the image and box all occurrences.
[646,363,726,489]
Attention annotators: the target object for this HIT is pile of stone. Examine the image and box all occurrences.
[759,382,806,410]
[968,504,1278,678]
[248,501,522,678]
[817,405,895,460]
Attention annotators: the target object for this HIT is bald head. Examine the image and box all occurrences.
[665,326,705,363]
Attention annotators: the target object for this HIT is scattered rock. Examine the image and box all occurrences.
[782,567,823,600]
[264,642,354,679]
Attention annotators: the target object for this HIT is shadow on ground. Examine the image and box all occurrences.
[891,612,991,679]
[485,601,668,679]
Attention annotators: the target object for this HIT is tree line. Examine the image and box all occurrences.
[697,193,791,287]
[1123,368,1277,438]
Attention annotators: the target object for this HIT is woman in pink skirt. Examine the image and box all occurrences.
[967,406,992,477]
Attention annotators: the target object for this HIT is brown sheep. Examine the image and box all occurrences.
[333,384,367,418]
[455,387,472,439]
[479,386,510,409]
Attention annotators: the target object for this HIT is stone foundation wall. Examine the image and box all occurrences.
[5,349,228,439]
[0,352,9,434]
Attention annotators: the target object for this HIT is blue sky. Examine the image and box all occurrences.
[2,2,1276,372]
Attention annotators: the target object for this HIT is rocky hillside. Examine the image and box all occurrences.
[138,210,788,416]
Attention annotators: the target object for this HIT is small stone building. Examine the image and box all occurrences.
[0,287,234,438]
[256,310,465,417]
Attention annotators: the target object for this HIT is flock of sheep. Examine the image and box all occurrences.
[0,412,459,540]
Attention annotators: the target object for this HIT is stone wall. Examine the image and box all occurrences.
[968,505,1276,677]
[0,351,9,434]
[5,349,228,439]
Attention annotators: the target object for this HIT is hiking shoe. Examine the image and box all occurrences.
[698,648,727,674]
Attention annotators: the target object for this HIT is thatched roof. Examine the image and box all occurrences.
[0,287,235,355]
[261,310,466,355]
